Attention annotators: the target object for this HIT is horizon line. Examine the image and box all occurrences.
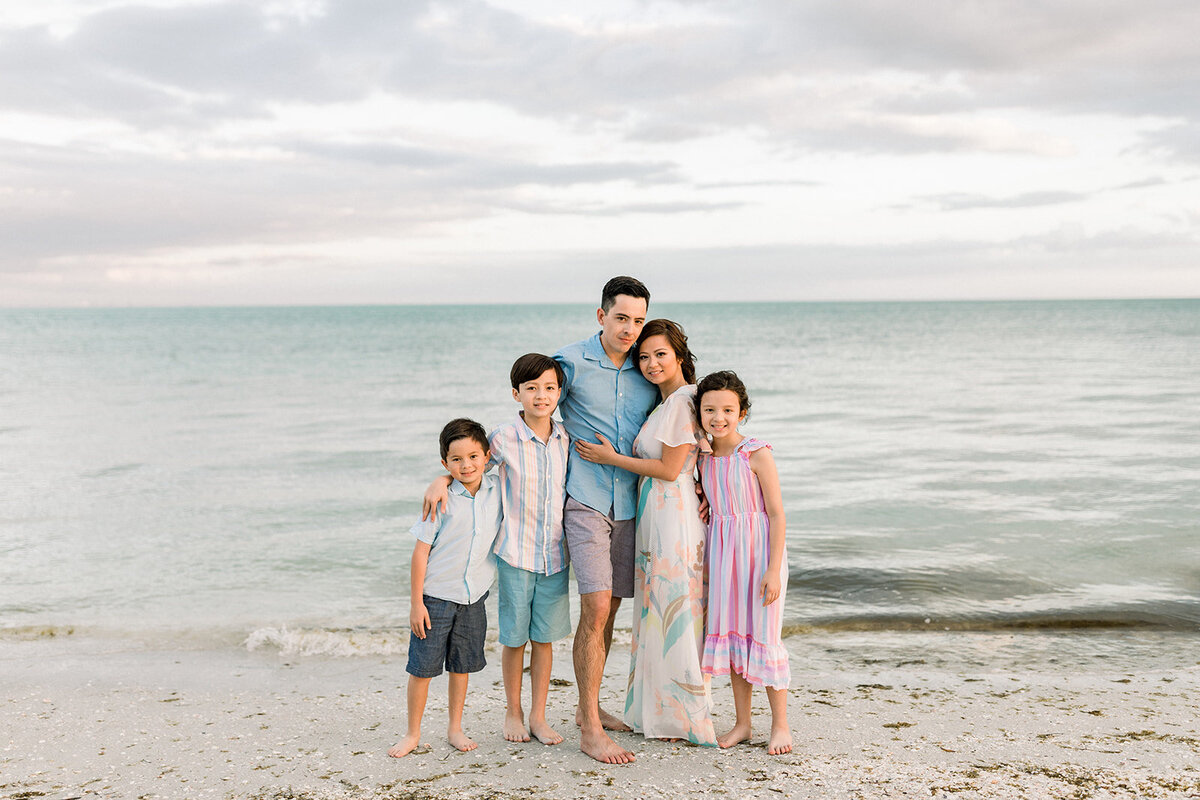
[3,295,1199,312]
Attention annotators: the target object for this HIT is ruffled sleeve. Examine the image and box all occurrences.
[653,385,701,449]
[738,437,772,456]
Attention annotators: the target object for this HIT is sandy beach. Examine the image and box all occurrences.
[3,629,1198,799]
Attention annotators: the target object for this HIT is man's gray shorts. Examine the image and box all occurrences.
[563,496,635,598]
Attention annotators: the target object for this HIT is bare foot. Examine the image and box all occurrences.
[530,719,563,745]
[504,711,531,743]
[767,726,793,755]
[717,722,752,749]
[448,730,478,752]
[387,733,421,757]
[575,706,632,732]
[580,727,635,764]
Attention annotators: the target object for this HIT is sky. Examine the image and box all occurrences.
[1,0,1198,307]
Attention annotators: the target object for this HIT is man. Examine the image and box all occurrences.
[553,276,657,764]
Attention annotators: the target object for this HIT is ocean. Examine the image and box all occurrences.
[1,300,1197,660]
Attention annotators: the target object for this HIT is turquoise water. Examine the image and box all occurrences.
[1,300,1198,651]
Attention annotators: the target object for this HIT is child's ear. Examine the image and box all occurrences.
[441,459,449,471]
[512,388,520,402]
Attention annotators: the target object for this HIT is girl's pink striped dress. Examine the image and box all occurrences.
[699,437,790,689]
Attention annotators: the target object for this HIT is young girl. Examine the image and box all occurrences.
[695,370,792,755]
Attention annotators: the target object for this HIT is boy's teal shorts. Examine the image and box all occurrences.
[496,559,571,647]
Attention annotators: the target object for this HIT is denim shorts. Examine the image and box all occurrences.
[497,560,571,647]
[563,496,635,598]
[406,592,488,678]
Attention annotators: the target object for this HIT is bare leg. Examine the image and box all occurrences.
[574,590,634,764]
[528,640,562,744]
[446,672,477,752]
[602,595,620,655]
[502,644,531,742]
[718,669,754,748]
[388,675,430,757]
[586,596,630,731]
[765,686,792,755]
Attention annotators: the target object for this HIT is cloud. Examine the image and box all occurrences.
[0,133,692,267]
[2,0,1198,304]
[7,1,1199,144]
[695,179,820,189]
[498,198,747,216]
[918,190,1087,212]
[1138,122,1200,163]
[9,228,1194,308]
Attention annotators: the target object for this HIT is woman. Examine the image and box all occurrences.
[575,319,717,746]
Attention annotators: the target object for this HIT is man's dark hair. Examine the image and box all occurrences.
[601,276,650,312]
[439,418,489,461]
[510,353,565,390]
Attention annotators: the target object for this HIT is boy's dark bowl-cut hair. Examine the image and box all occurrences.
[510,352,565,390]
[601,275,650,312]
[695,370,752,424]
[439,418,489,461]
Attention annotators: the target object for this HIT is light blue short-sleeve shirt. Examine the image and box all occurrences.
[554,332,657,521]
[410,473,501,604]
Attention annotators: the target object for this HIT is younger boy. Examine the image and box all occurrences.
[389,418,500,757]
[489,353,572,745]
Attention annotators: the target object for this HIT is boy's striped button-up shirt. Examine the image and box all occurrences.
[489,414,570,575]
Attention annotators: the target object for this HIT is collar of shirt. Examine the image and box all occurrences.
[516,411,566,444]
[449,472,500,496]
[582,330,637,372]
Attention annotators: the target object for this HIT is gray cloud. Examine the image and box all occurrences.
[498,198,747,217]
[6,1,1199,143]
[695,179,820,189]
[1138,123,1200,163]
[2,0,1198,302]
[0,132,687,267]
[920,191,1087,212]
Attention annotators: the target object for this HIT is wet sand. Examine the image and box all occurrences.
[3,631,1198,799]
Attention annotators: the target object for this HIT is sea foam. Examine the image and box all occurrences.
[244,625,409,657]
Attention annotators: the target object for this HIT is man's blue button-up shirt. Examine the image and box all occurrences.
[554,332,657,521]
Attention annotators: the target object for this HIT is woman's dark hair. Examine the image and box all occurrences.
[636,318,697,385]
[439,418,489,461]
[695,370,751,424]
[509,352,565,389]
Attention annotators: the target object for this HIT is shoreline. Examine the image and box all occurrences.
[3,631,1199,799]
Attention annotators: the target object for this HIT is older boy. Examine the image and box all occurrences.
[389,418,500,758]
[490,353,571,745]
